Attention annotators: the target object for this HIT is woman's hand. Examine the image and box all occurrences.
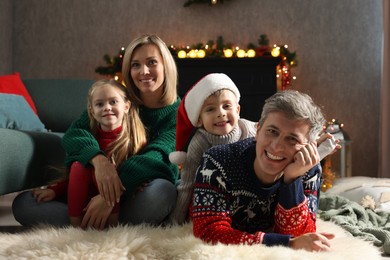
[81,194,113,230]
[289,232,335,252]
[32,188,55,203]
[283,141,320,184]
[90,154,125,206]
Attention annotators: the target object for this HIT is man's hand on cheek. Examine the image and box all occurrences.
[283,142,320,184]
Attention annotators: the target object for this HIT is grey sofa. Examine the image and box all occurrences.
[0,79,95,196]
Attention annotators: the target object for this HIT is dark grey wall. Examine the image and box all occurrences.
[0,0,12,74]
[0,0,384,178]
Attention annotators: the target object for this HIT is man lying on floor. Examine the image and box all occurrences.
[190,90,338,252]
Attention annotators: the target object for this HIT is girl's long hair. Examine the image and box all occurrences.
[88,79,147,168]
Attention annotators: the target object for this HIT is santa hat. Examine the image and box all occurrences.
[169,73,240,164]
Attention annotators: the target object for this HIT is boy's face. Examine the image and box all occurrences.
[253,111,310,184]
[197,90,240,136]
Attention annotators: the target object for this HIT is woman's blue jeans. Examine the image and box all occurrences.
[12,178,177,227]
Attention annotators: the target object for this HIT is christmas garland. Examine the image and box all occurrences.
[95,47,125,77]
[95,34,297,89]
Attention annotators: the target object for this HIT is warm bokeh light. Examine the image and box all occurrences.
[236,49,246,58]
[197,49,206,58]
[224,49,233,58]
[177,50,187,59]
[188,50,197,58]
[247,49,256,58]
[271,47,280,57]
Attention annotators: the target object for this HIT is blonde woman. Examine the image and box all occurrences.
[13,35,180,229]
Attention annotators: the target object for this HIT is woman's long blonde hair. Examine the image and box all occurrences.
[87,79,147,168]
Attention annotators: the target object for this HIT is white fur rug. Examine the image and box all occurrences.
[0,219,382,260]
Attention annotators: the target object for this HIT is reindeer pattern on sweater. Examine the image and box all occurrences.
[191,137,322,246]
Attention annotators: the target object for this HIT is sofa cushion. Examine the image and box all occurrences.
[22,79,94,132]
[0,128,65,195]
[0,94,46,132]
[0,73,38,114]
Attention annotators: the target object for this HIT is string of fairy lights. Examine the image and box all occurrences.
[168,44,296,90]
[95,35,298,90]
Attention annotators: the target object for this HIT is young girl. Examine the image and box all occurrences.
[32,79,146,228]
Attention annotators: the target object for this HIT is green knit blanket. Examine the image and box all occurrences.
[319,193,390,254]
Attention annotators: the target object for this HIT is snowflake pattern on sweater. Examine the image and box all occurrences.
[169,118,257,224]
[190,137,321,246]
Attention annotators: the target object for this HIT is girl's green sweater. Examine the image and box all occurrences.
[61,98,180,199]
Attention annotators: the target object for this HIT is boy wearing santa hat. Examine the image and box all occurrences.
[168,73,257,225]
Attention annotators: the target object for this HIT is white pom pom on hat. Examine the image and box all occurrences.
[169,151,188,165]
[169,73,240,165]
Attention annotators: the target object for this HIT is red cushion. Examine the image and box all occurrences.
[0,72,37,114]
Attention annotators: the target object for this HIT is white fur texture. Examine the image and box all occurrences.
[0,219,382,259]
[169,151,187,165]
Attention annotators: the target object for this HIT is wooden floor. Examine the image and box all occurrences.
[0,193,30,233]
